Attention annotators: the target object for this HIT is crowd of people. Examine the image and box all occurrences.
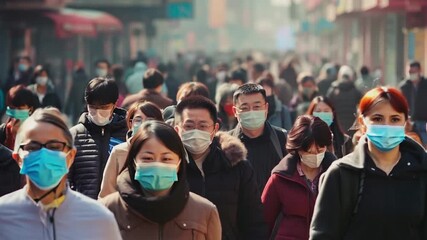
[0,52,426,240]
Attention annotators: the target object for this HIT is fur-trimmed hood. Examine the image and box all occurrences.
[214,131,247,166]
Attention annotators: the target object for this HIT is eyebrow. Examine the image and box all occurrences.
[371,113,402,118]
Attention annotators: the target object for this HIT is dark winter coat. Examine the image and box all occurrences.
[262,152,336,240]
[0,144,21,197]
[310,136,427,240]
[186,132,269,240]
[68,108,128,199]
[399,77,427,121]
[229,122,288,193]
[326,81,362,132]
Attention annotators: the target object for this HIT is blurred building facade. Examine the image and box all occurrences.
[295,0,427,86]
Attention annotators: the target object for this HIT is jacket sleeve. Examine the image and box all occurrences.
[261,174,282,235]
[236,160,269,239]
[310,163,344,240]
[98,147,120,199]
[207,206,222,240]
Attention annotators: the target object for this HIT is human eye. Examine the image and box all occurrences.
[391,117,402,123]
[253,105,262,110]
[371,116,383,123]
[22,142,41,151]
[46,142,66,151]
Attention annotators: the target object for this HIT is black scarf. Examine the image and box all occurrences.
[117,168,189,224]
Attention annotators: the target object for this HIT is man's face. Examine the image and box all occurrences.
[409,66,421,76]
[233,93,268,120]
[97,62,109,71]
[176,108,218,140]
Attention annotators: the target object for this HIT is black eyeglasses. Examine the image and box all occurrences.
[19,141,70,152]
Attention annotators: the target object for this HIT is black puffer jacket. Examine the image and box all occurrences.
[310,136,427,240]
[0,144,21,197]
[399,78,427,121]
[186,132,268,240]
[69,108,128,199]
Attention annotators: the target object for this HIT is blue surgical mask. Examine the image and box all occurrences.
[6,107,30,121]
[96,68,108,77]
[365,124,405,152]
[131,123,141,137]
[313,111,333,126]
[20,148,69,190]
[238,110,266,130]
[134,162,178,191]
[18,63,29,72]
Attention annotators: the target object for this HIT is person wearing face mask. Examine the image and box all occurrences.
[289,73,319,122]
[229,83,288,194]
[215,82,239,131]
[94,59,111,78]
[0,85,40,150]
[306,96,353,158]
[69,78,128,199]
[310,87,427,240]
[99,101,163,198]
[262,115,336,239]
[257,75,292,130]
[100,120,221,240]
[3,56,33,92]
[174,96,268,240]
[27,65,61,110]
[326,65,362,132]
[399,61,427,147]
[0,108,121,240]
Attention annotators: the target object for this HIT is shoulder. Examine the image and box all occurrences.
[70,122,87,136]
[0,189,26,207]
[186,192,217,212]
[98,191,121,209]
[215,131,247,166]
[111,141,129,153]
[271,125,287,137]
[68,190,116,219]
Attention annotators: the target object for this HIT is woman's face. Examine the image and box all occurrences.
[39,71,48,78]
[135,137,180,167]
[131,109,148,130]
[359,100,406,133]
[314,102,333,113]
[298,143,326,156]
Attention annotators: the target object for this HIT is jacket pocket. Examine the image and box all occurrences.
[175,220,207,240]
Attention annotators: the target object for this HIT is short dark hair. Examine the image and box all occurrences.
[85,77,119,105]
[143,68,164,89]
[257,77,275,89]
[176,82,210,102]
[286,115,332,154]
[230,69,247,83]
[233,83,267,104]
[124,120,187,183]
[410,61,421,69]
[253,63,265,73]
[6,85,40,110]
[175,96,217,125]
[360,66,369,75]
[95,59,111,69]
[126,101,164,129]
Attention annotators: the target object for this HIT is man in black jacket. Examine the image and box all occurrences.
[69,78,127,199]
[174,96,268,240]
[399,61,427,147]
[0,143,21,196]
[229,83,287,193]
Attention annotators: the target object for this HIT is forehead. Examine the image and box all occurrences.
[20,121,67,144]
[409,66,420,72]
[315,102,332,111]
[181,108,213,122]
[364,100,405,118]
[236,93,265,105]
[301,81,316,87]
[97,62,109,68]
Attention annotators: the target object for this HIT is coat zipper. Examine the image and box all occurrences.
[158,224,164,240]
[101,127,105,136]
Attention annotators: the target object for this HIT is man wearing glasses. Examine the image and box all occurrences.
[174,96,268,240]
[230,83,287,193]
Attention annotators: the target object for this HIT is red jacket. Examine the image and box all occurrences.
[261,152,336,240]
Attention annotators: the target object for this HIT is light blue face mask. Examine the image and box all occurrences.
[134,162,178,191]
[6,107,30,121]
[20,148,69,190]
[131,123,141,137]
[96,68,108,77]
[365,124,405,152]
[313,111,333,126]
[238,110,266,130]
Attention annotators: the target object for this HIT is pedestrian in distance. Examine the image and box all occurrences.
[100,120,221,240]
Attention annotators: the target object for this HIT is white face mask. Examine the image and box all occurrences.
[88,107,113,126]
[181,129,212,155]
[409,73,420,81]
[238,110,266,130]
[96,68,108,78]
[300,151,325,168]
[36,77,48,86]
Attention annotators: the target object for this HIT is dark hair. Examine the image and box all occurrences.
[253,63,265,73]
[143,68,164,89]
[17,56,31,63]
[230,69,247,83]
[233,83,267,104]
[409,61,421,69]
[157,63,168,73]
[85,77,119,105]
[95,59,111,69]
[126,101,164,129]
[31,65,49,84]
[360,66,369,75]
[16,108,73,151]
[6,85,40,110]
[124,121,187,182]
[257,77,275,89]
[176,82,210,102]
[359,87,409,120]
[175,96,217,125]
[286,115,332,154]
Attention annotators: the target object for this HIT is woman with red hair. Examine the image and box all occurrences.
[310,87,427,240]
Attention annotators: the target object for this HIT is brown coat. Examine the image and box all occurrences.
[121,89,173,109]
[100,192,222,240]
